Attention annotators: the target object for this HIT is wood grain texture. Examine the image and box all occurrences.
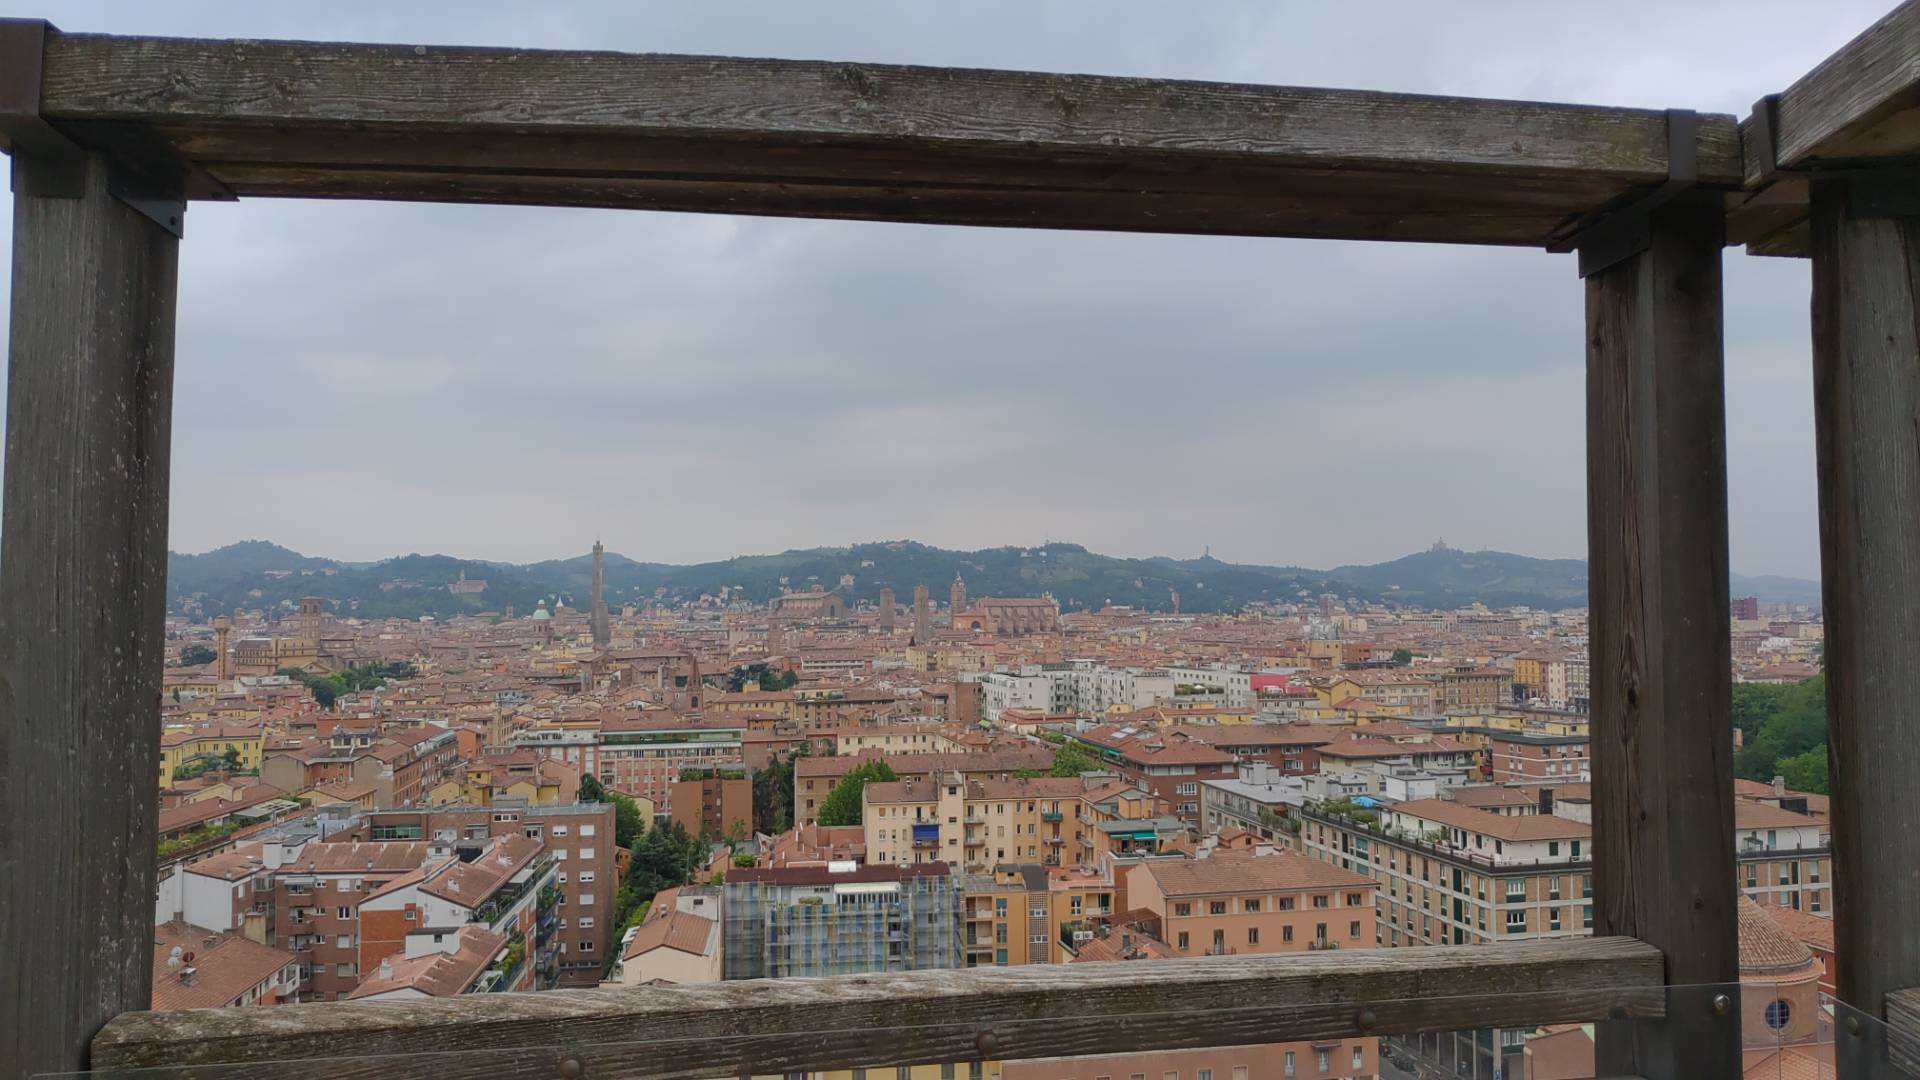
[0,152,179,1080]
[1809,178,1920,1079]
[1757,0,1920,177]
[29,31,1743,246]
[94,937,1664,1079]
[1889,987,1920,1075]
[1583,197,1740,1080]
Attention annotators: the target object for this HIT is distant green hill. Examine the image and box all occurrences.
[164,539,1821,620]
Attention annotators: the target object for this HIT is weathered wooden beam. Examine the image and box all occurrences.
[94,937,1664,1078]
[1809,175,1920,1079]
[0,151,179,1080]
[1888,988,1920,1075]
[1583,197,1740,1080]
[1745,0,1920,184]
[21,30,1744,246]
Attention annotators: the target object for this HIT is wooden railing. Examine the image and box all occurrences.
[94,937,1662,1079]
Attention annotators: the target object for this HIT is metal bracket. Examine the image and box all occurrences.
[1546,109,1701,278]
[0,17,200,238]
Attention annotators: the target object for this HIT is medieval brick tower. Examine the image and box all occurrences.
[590,539,610,648]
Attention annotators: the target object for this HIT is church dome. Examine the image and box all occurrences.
[531,603,552,621]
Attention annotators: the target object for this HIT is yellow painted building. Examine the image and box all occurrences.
[158,724,264,785]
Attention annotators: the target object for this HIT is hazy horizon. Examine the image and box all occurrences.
[168,534,1822,583]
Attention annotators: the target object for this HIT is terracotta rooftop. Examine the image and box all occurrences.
[346,925,506,999]
[1736,896,1817,975]
[621,905,719,962]
[278,840,430,875]
[420,834,546,906]
[151,922,297,1010]
[1386,799,1591,842]
[1758,903,1835,955]
[1138,851,1374,897]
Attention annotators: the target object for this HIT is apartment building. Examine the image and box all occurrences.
[1299,798,1593,948]
[1165,666,1254,709]
[721,862,964,979]
[341,802,617,985]
[1313,736,1480,793]
[513,716,745,808]
[864,774,1137,872]
[1163,723,1340,776]
[1198,761,1308,843]
[793,748,1053,826]
[1128,853,1378,957]
[1487,731,1591,782]
[1313,671,1440,714]
[669,773,753,839]
[359,834,557,993]
[969,862,1379,1080]
[1072,725,1236,822]
[1735,801,1832,914]
[268,840,436,1001]
[1439,668,1508,711]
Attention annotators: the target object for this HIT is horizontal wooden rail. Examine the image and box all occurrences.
[93,937,1663,1079]
[1888,988,1920,1076]
[20,29,1744,247]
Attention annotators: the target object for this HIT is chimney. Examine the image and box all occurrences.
[1538,787,1554,816]
[378,956,393,981]
[179,967,197,987]
[1773,775,1787,796]
[263,840,284,870]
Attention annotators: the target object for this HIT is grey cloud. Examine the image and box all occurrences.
[1,0,1873,575]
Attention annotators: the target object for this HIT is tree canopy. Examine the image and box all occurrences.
[753,746,807,833]
[179,644,217,667]
[816,760,898,827]
[1048,741,1105,778]
[1733,676,1830,794]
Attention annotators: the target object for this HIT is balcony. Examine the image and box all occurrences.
[1041,811,1064,823]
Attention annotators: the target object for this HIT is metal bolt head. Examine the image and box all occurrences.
[1356,1008,1377,1030]
[976,1030,1001,1058]
[1712,993,1731,1015]
[1847,1015,1864,1036]
[559,1057,584,1079]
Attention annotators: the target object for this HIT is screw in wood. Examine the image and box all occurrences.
[559,1057,584,1078]
[976,1030,1001,1058]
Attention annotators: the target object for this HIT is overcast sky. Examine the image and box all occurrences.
[1,2,1881,577]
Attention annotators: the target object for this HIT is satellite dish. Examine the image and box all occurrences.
[166,946,184,969]
[182,951,195,964]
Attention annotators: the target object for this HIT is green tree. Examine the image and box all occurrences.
[1049,741,1104,778]
[759,669,799,691]
[1776,745,1830,795]
[221,747,241,772]
[578,774,609,803]
[752,746,805,833]
[1735,675,1828,784]
[1731,682,1789,743]
[1391,648,1414,665]
[611,792,647,850]
[179,644,217,667]
[816,761,898,827]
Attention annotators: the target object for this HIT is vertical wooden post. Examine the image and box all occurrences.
[0,152,179,1079]
[1584,197,1740,1079]
[1810,175,1920,1076]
